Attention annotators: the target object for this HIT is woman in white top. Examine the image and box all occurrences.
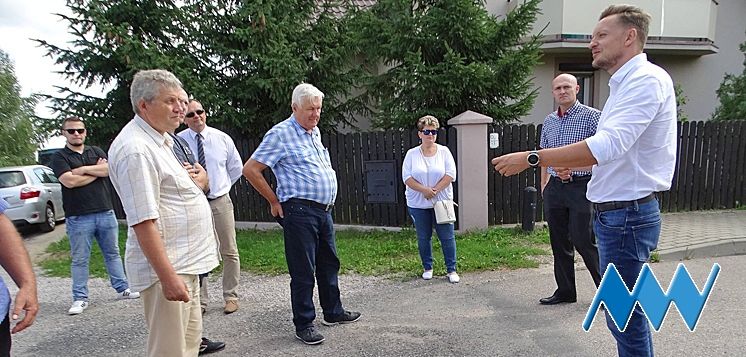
[402,115,459,283]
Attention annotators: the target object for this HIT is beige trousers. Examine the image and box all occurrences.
[201,194,240,307]
[142,274,202,357]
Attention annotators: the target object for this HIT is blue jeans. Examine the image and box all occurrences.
[595,199,661,357]
[67,210,129,301]
[408,207,457,274]
[277,201,344,331]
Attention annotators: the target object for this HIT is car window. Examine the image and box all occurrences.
[0,171,27,188]
[43,168,60,183]
[34,168,55,184]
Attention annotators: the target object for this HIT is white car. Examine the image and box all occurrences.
[0,165,65,232]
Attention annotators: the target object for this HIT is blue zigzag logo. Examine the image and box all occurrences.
[583,263,720,332]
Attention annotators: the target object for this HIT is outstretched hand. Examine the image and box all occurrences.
[491,151,530,177]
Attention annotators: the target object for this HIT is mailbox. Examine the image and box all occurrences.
[364,160,398,204]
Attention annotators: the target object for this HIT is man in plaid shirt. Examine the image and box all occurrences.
[538,74,602,306]
[243,83,361,345]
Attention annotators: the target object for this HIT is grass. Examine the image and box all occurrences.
[39,226,129,278]
[40,224,550,278]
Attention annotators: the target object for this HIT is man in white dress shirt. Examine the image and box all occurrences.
[178,99,243,314]
[491,5,676,356]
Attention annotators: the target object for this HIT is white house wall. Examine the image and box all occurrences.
[516,0,746,124]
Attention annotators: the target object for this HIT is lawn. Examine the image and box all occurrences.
[40,224,550,278]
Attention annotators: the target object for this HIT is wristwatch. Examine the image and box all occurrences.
[527,151,540,168]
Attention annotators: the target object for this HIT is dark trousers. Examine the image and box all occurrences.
[543,177,602,299]
[278,201,344,331]
[0,314,10,357]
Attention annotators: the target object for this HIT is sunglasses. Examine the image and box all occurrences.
[64,128,86,134]
[420,129,438,135]
[185,109,205,118]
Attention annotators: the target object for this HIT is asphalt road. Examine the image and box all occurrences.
[6,250,744,356]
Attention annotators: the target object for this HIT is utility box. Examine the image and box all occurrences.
[364,161,398,204]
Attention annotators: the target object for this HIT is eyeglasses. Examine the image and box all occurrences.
[185,109,205,118]
[64,128,86,134]
[420,129,438,135]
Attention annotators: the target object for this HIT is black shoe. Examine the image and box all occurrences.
[199,337,226,355]
[295,327,325,345]
[321,310,362,326]
[539,294,577,305]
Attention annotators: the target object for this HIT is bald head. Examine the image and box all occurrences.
[551,73,580,112]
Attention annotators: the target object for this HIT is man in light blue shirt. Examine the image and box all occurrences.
[0,198,39,354]
[243,83,360,345]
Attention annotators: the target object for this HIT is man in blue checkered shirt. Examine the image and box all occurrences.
[538,74,603,306]
[242,83,361,345]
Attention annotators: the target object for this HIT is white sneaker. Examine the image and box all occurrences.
[448,272,460,283]
[116,289,140,300]
[68,300,88,315]
[422,271,433,280]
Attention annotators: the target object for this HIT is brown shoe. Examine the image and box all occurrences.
[224,300,238,314]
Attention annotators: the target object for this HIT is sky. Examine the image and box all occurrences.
[0,0,101,149]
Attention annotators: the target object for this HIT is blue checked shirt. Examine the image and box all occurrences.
[251,115,337,205]
[540,101,601,177]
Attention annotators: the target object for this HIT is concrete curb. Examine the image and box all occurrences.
[656,237,746,262]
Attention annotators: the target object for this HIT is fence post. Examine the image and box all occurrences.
[448,110,493,232]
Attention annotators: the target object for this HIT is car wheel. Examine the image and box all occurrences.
[39,204,56,232]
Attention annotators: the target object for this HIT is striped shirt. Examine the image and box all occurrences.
[540,101,600,177]
[250,115,337,205]
[108,115,219,292]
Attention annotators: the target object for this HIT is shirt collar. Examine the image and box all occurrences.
[557,101,580,118]
[610,53,647,85]
[289,114,316,137]
[184,126,209,140]
[134,115,172,148]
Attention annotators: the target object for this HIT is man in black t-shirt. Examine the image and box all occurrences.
[50,117,140,315]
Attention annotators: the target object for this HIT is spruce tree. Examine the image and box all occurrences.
[353,0,543,129]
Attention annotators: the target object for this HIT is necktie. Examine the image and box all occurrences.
[196,133,211,196]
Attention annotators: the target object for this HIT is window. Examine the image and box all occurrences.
[558,63,596,107]
[0,171,26,188]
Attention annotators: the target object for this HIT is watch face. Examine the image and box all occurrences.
[528,152,539,166]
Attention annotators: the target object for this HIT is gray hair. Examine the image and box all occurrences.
[291,83,324,107]
[130,69,183,114]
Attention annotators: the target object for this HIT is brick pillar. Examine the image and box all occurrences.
[447,111,492,232]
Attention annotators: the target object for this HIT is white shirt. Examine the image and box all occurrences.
[178,126,243,199]
[402,144,457,209]
[109,115,219,292]
[585,53,677,203]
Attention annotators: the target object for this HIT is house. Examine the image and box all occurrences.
[488,0,746,124]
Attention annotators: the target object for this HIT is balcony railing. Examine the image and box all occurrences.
[520,0,718,55]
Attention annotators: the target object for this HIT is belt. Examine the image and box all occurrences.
[207,194,225,202]
[552,175,591,184]
[594,193,657,212]
[286,198,334,212]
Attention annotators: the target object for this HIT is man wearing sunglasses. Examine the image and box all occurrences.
[178,100,243,315]
[50,117,140,316]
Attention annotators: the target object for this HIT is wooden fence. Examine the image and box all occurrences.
[113,120,745,227]
[486,120,746,224]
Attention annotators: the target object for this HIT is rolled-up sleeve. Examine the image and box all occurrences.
[250,130,285,168]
